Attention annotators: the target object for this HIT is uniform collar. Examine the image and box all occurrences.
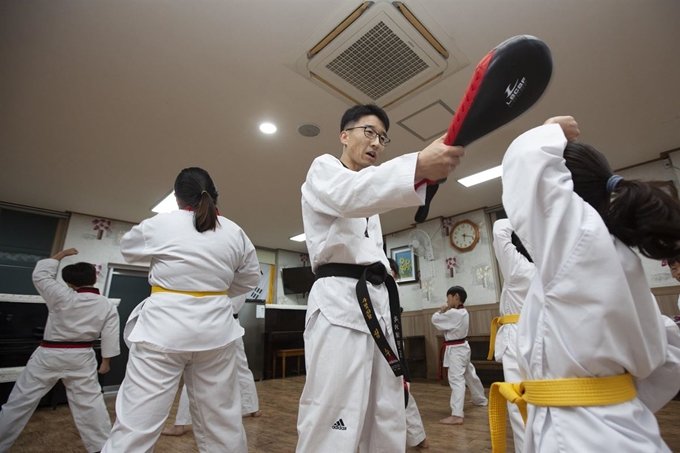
[76,287,100,294]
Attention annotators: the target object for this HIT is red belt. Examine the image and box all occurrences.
[438,339,466,380]
[40,341,93,349]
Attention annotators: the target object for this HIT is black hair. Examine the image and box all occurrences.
[563,142,680,260]
[667,256,680,267]
[340,104,390,132]
[174,167,220,233]
[62,262,97,287]
[446,285,467,303]
[388,258,400,279]
[511,232,533,263]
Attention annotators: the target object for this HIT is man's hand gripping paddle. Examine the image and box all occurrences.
[414,35,553,223]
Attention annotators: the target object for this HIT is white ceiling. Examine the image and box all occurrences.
[1,0,679,252]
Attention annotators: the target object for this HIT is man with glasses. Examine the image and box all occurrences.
[296,104,465,452]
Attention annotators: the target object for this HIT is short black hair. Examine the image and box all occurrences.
[62,262,97,287]
[668,256,680,266]
[446,285,467,303]
[340,104,390,132]
[388,258,400,279]
[511,232,533,263]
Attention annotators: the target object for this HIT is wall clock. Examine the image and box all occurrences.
[449,219,480,252]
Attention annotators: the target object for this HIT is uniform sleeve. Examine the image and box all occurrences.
[100,304,121,358]
[228,231,261,297]
[120,222,149,263]
[634,315,680,413]
[302,154,426,219]
[501,124,589,288]
[32,259,74,312]
[492,219,525,280]
[431,310,464,332]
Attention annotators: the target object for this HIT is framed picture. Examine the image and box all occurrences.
[390,246,419,284]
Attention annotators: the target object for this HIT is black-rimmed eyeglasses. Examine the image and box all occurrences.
[344,126,391,147]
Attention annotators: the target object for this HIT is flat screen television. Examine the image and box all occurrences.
[281,266,315,295]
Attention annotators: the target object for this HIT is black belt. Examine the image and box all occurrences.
[233,314,238,319]
[315,262,410,405]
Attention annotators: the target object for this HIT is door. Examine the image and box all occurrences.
[102,267,150,391]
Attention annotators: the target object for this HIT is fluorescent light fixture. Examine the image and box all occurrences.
[259,122,277,134]
[457,165,503,187]
[290,233,306,242]
[152,192,178,213]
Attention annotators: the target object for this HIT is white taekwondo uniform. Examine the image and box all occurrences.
[0,258,120,453]
[404,386,426,447]
[296,153,426,453]
[502,124,680,452]
[102,210,260,453]
[492,218,536,452]
[431,307,487,418]
[174,293,260,425]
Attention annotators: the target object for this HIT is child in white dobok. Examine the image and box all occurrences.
[0,248,120,453]
[431,285,487,426]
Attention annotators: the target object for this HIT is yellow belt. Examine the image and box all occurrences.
[487,314,520,360]
[489,373,637,453]
[151,286,228,298]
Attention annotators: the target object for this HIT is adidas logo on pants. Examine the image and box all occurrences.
[331,419,347,431]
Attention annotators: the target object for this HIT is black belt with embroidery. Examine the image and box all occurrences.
[315,262,411,394]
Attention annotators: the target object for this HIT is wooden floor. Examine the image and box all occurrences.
[10,376,680,452]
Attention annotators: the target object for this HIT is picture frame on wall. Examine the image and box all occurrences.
[390,246,419,284]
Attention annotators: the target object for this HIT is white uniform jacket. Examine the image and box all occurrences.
[431,307,469,368]
[502,124,680,452]
[301,153,425,332]
[492,219,536,362]
[33,259,120,358]
[120,210,260,352]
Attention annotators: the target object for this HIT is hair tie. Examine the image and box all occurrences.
[606,175,624,193]
[201,190,209,196]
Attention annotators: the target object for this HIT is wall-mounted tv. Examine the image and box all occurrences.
[281,266,315,295]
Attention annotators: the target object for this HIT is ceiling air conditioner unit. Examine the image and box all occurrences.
[286,1,469,109]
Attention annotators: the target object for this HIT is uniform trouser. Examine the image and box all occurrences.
[175,336,260,425]
[296,310,406,453]
[102,342,245,453]
[0,347,110,453]
[447,346,488,417]
[404,390,426,447]
[501,343,525,452]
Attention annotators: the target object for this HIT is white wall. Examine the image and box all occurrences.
[385,209,498,311]
[60,213,142,290]
[618,158,680,287]
[275,249,310,305]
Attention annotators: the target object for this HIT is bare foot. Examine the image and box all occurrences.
[439,416,464,425]
[250,410,262,418]
[161,425,185,436]
[417,438,430,448]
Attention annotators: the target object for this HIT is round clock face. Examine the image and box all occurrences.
[451,221,479,251]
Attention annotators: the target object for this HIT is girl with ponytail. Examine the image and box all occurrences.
[103,167,261,453]
[493,117,680,453]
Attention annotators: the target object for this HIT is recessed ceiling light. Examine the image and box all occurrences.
[152,192,177,213]
[457,165,503,187]
[259,122,277,134]
[290,233,306,242]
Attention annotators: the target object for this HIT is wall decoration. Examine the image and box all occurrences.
[300,253,310,266]
[92,218,112,240]
[442,217,454,237]
[390,246,418,284]
[474,264,492,288]
[446,257,457,278]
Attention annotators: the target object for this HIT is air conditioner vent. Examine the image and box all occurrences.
[286,1,469,109]
[325,21,429,100]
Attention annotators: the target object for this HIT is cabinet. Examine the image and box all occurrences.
[403,336,427,379]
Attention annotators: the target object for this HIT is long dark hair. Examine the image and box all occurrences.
[174,167,220,233]
[563,142,680,259]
